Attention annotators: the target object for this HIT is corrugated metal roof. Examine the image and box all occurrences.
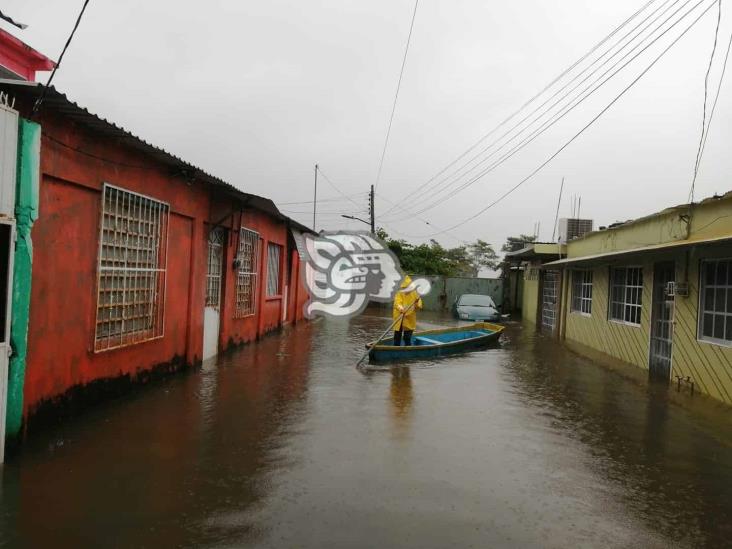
[0,80,315,233]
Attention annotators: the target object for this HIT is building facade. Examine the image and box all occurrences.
[0,80,312,457]
[540,192,732,406]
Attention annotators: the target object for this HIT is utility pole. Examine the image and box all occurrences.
[369,185,375,235]
[313,164,318,231]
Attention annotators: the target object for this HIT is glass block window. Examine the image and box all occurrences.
[699,259,732,344]
[235,228,259,318]
[571,269,593,315]
[267,243,282,296]
[95,184,169,351]
[609,266,643,325]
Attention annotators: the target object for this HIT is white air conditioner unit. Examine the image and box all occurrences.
[558,218,593,244]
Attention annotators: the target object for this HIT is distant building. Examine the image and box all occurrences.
[0,33,312,460]
[540,192,732,406]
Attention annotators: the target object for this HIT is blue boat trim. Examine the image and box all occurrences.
[367,322,504,362]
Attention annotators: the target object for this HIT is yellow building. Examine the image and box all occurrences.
[504,242,565,324]
[538,191,732,405]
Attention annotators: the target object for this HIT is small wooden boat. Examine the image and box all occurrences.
[367,322,504,363]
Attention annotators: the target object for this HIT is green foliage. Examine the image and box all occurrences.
[498,233,538,277]
[375,229,499,277]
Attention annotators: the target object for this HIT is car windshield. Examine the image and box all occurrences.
[458,295,495,307]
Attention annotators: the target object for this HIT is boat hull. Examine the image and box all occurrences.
[367,322,504,363]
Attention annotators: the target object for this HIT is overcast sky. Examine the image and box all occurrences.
[3,0,731,252]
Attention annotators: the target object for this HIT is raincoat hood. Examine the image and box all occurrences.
[400,275,413,290]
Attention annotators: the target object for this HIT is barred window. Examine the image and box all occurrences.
[609,266,643,325]
[267,243,282,296]
[205,228,225,309]
[699,259,732,344]
[95,184,169,351]
[235,228,259,317]
[571,269,593,315]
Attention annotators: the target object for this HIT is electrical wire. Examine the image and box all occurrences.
[394,0,710,218]
[689,0,723,203]
[373,0,419,191]
[379,0,662,218]
[407,1,716,238]
[382,0,695,219]
[32,0,91,115]
[316,166,366,210]
[375,192,466,244]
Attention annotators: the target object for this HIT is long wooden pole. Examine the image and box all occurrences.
[356,298,420,367]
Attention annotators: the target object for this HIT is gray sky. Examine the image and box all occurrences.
[3,0,731,252]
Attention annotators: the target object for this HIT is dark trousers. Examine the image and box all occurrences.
[394,329,413,346]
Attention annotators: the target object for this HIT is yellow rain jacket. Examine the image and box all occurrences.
[393,275,422,331]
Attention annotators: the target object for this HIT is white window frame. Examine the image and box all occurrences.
[570,269,593,316]
[608,266,643,327]
[698,258,732,347]
[234,227,260,318]
[266,242,283,297]
[94,184,170,352]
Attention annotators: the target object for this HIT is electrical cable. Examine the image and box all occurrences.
[383,0,695,219]
[373,0,419,191]
[689,0,723,203]
[316,166,366,210]
[407,1,716,238]
[379,0,662,217]
[400,0,710,218]
[33,0,91,115]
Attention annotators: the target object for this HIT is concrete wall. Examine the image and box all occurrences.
[20,105,308,419]
[413,275,503,312]
[521,262,540,325]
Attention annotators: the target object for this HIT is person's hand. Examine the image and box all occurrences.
[397,305,405,313]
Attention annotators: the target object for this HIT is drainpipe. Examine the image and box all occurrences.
[5,119,40,442]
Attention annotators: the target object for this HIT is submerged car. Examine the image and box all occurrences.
[454,293,500,322]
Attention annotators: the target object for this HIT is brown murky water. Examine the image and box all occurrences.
[2,312,732,548]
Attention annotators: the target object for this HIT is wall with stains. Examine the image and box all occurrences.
[19,105,310,419]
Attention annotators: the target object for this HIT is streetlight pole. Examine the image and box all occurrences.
[369,184,375,235]
[313,164,318,231]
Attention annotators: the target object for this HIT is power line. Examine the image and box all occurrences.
[379,0,662,218]
[277,194,367,206]
[407,1,716,238]
[689,0,722,203]
[696,22,732,179]
[375,192,466,244]
[395,0,709,218]
[316,166,366,210]
[382,0,695,219]
[373,0,419,191]
[33,0,91,115]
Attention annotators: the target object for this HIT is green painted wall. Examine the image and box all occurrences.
[5,119,40,439]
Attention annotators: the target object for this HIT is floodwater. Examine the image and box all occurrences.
[2,313,732,548]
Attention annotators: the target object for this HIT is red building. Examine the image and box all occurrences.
[0,80,312,428]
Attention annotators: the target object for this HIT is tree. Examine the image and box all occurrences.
[499,233,537,277]
[375,229,499,277]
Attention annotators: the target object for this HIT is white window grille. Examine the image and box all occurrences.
[699,258,732,345]
[267,243,282,297]
[95,184,169,352]
[571,269,593,315]
[205,227,225,309]
[235,227,260,317]
[609,266,643,325]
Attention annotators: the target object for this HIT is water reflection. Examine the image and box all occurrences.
[389,367,414,437]
[501,326,732,547]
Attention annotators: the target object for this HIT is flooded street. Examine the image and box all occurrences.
[2,313,732,548]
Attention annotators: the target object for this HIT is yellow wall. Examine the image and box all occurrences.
[521,262,540,324]
[565,263,652,370]
[671,247,732,404]
[562,245,732,405]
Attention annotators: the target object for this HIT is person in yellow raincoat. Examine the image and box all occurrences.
[393,275,422,346]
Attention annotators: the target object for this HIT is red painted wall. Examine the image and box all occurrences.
[20,106,310,417]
